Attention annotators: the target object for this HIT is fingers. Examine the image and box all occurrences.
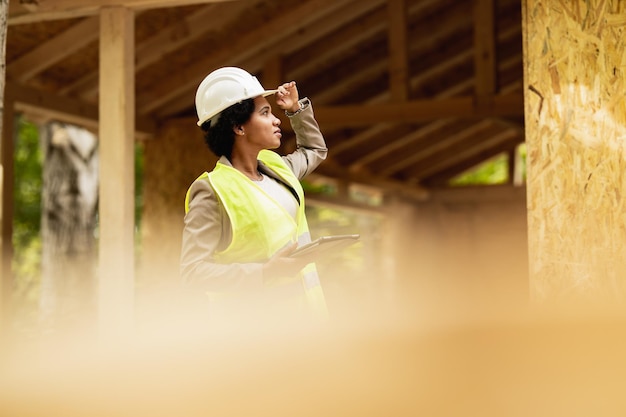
[276,81,296,96]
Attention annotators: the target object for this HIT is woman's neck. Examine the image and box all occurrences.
[230,149,262,181]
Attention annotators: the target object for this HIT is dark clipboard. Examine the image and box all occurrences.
[289,234,360,259]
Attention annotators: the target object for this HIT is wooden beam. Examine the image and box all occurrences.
[411,129,521,180]
[296,0,469,105]
[8,82,156,138]
[282,0,384,75]
[387,0,409,101]
[507,148,516,185]
[313,94,523,128]
[380,119,494,176]
[332,123,393,155]
[64,3,249,99]
[424,137,521,186]
[288,0,389,83]
[317,158,429,201]
[98,6,135,338]
[136,0,352,115]
[473,0,497,97]
[7,16,99,82]
[155,0,384,118]
[351,119,453,168]
[9,0,238,24]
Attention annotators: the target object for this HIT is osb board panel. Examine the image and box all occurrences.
[140,119,216,286]
[523,0,626,301]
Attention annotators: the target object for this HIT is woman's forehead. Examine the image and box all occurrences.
[254,96,271,110]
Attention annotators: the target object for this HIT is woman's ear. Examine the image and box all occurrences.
[233,125,245,136]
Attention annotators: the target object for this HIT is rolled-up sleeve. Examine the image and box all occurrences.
[282,98,328,180]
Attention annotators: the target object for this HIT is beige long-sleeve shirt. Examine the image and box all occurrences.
[180,99,327,293]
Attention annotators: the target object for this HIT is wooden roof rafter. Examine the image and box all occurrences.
[8,0,239,24]
[136,0,354,115]
[5,0,526,197]
[423,135,523,186]
[408,128,521,181]
[64,1,251,100]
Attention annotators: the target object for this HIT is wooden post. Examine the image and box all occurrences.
[523,0,626,302]
[387,0,409,102]
[473,0,496,99]
[98,6,135,338]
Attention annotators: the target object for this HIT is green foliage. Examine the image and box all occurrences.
[449,153,509,186]
[301,179,335,195]
[11,120,146,328]
[449,145,528,186]
[135,142,144,229]
[13,118,42,251]
[12,118,43,321]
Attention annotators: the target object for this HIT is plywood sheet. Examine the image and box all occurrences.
[524,0,626,301]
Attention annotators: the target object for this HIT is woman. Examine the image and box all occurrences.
[180,67,327,321]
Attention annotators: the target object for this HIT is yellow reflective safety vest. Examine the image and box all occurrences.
[185,150,327,319]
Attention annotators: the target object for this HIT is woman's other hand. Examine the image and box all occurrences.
[262,242,314,283]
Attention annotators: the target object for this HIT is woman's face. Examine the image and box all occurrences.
[240,96,282,150]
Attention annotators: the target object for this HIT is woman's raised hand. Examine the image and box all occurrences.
[275,81,300,113]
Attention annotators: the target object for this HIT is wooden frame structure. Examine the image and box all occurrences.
[1,0,528,331]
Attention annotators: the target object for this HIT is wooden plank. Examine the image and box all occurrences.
[408,129,520,180]
[379,119,493,177]
[98,6,135,338]
[288,0,468,106]
[316,158,429,201]
[136,0,351,114]
[424,137,521,185]
[350,119,453,168]
[64,2,248,99]
[507,149,516,185]
[150,0,469,119]
[8,82,156,138]
[7,16,99,82]
[156,0,384,117]
[524,0,626,301]
[313,94,524,128]
[387,0,409,101]
[287,0,389,82]
[473,0,496,97]
[332,123,394,156]
[9,0,239,24]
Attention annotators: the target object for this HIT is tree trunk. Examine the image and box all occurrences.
[40,122,99,336]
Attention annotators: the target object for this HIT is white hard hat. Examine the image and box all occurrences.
[195,67,277,126]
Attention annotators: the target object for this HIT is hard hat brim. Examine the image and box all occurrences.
[197,89,279,126]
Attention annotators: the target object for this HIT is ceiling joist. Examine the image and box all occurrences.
[9,0,238,24]
[5,0,525,193]
[314,94,523,128]
[7,82,156,138]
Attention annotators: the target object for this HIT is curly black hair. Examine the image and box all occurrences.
[199,98,255,160]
